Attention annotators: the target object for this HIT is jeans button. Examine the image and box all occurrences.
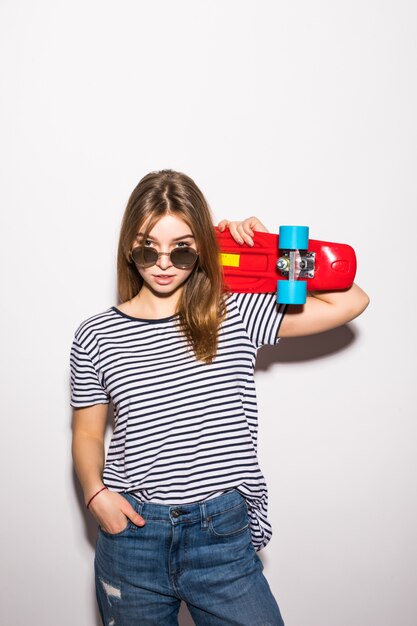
[172,508,181,518]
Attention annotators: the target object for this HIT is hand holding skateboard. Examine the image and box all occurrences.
[216,225,357,305]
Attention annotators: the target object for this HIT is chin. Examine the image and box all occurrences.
[147,281,183,297]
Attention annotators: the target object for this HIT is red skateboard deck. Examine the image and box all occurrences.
[216,229,356,294]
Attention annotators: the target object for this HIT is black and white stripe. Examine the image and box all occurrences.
[70,292,286,551]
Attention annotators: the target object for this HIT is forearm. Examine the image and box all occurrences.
[72,431,106,505]
[308,283,369,316]
[280,282,370,337]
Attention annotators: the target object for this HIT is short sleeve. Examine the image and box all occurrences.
[233,292,287,348]
[70,338,110,408]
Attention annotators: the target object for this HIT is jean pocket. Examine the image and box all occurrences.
[208,501,249,538]
[99,520,135,538]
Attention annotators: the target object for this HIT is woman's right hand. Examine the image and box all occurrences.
[217,216,269,246]
[88,488,146,534]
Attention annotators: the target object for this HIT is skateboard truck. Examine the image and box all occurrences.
[276,225,310,305]
[277,251,315,279]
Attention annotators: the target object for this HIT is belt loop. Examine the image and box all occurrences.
[200,502,209,529]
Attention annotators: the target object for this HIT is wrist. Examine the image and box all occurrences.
[85,485,107,509]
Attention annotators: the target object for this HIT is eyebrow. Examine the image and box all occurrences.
[136,233,195,242]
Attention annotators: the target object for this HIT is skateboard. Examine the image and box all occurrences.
[216,225,357,305]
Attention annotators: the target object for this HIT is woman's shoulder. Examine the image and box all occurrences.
[225,291,278,309]
[73,307,117,340]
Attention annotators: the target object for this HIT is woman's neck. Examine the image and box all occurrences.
[119,286,182,320]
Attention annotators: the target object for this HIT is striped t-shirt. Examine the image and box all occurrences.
[70,292,286,551]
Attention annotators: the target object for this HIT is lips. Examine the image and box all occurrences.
[153,274,176,285]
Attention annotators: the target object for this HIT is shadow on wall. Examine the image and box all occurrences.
[72,471,103,626]
[71,324,355,626]
[256,323,356,368]
[179,603,197,626]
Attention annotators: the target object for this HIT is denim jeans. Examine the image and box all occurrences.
[95,489,285,626]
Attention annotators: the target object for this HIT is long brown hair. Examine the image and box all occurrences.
[117,170,226,363]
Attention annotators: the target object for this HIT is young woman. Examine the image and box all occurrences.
[71,170,369,626]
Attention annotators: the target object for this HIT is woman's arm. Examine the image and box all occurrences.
[279,284,369,337]
[72,405,145,532]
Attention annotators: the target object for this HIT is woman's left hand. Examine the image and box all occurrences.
[217,216,268,246]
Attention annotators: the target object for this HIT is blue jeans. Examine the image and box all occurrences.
[95,489,285,626]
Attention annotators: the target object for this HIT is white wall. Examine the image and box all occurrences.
[1,1,416,625]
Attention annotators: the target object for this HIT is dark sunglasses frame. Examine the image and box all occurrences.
[131,246,199,269]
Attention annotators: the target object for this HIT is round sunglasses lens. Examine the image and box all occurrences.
[171,247,198,268]
[131,247,158,267]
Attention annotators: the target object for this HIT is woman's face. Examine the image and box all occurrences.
[132,214,198,296]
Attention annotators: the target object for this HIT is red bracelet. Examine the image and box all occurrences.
[86,486,108,509]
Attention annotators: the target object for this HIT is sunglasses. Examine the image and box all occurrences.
[131,246,199,269]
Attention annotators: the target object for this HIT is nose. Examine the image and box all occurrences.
[155,251,172,270]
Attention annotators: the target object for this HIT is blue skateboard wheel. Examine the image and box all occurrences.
[277,280,307,305]
[279,225,309,250]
